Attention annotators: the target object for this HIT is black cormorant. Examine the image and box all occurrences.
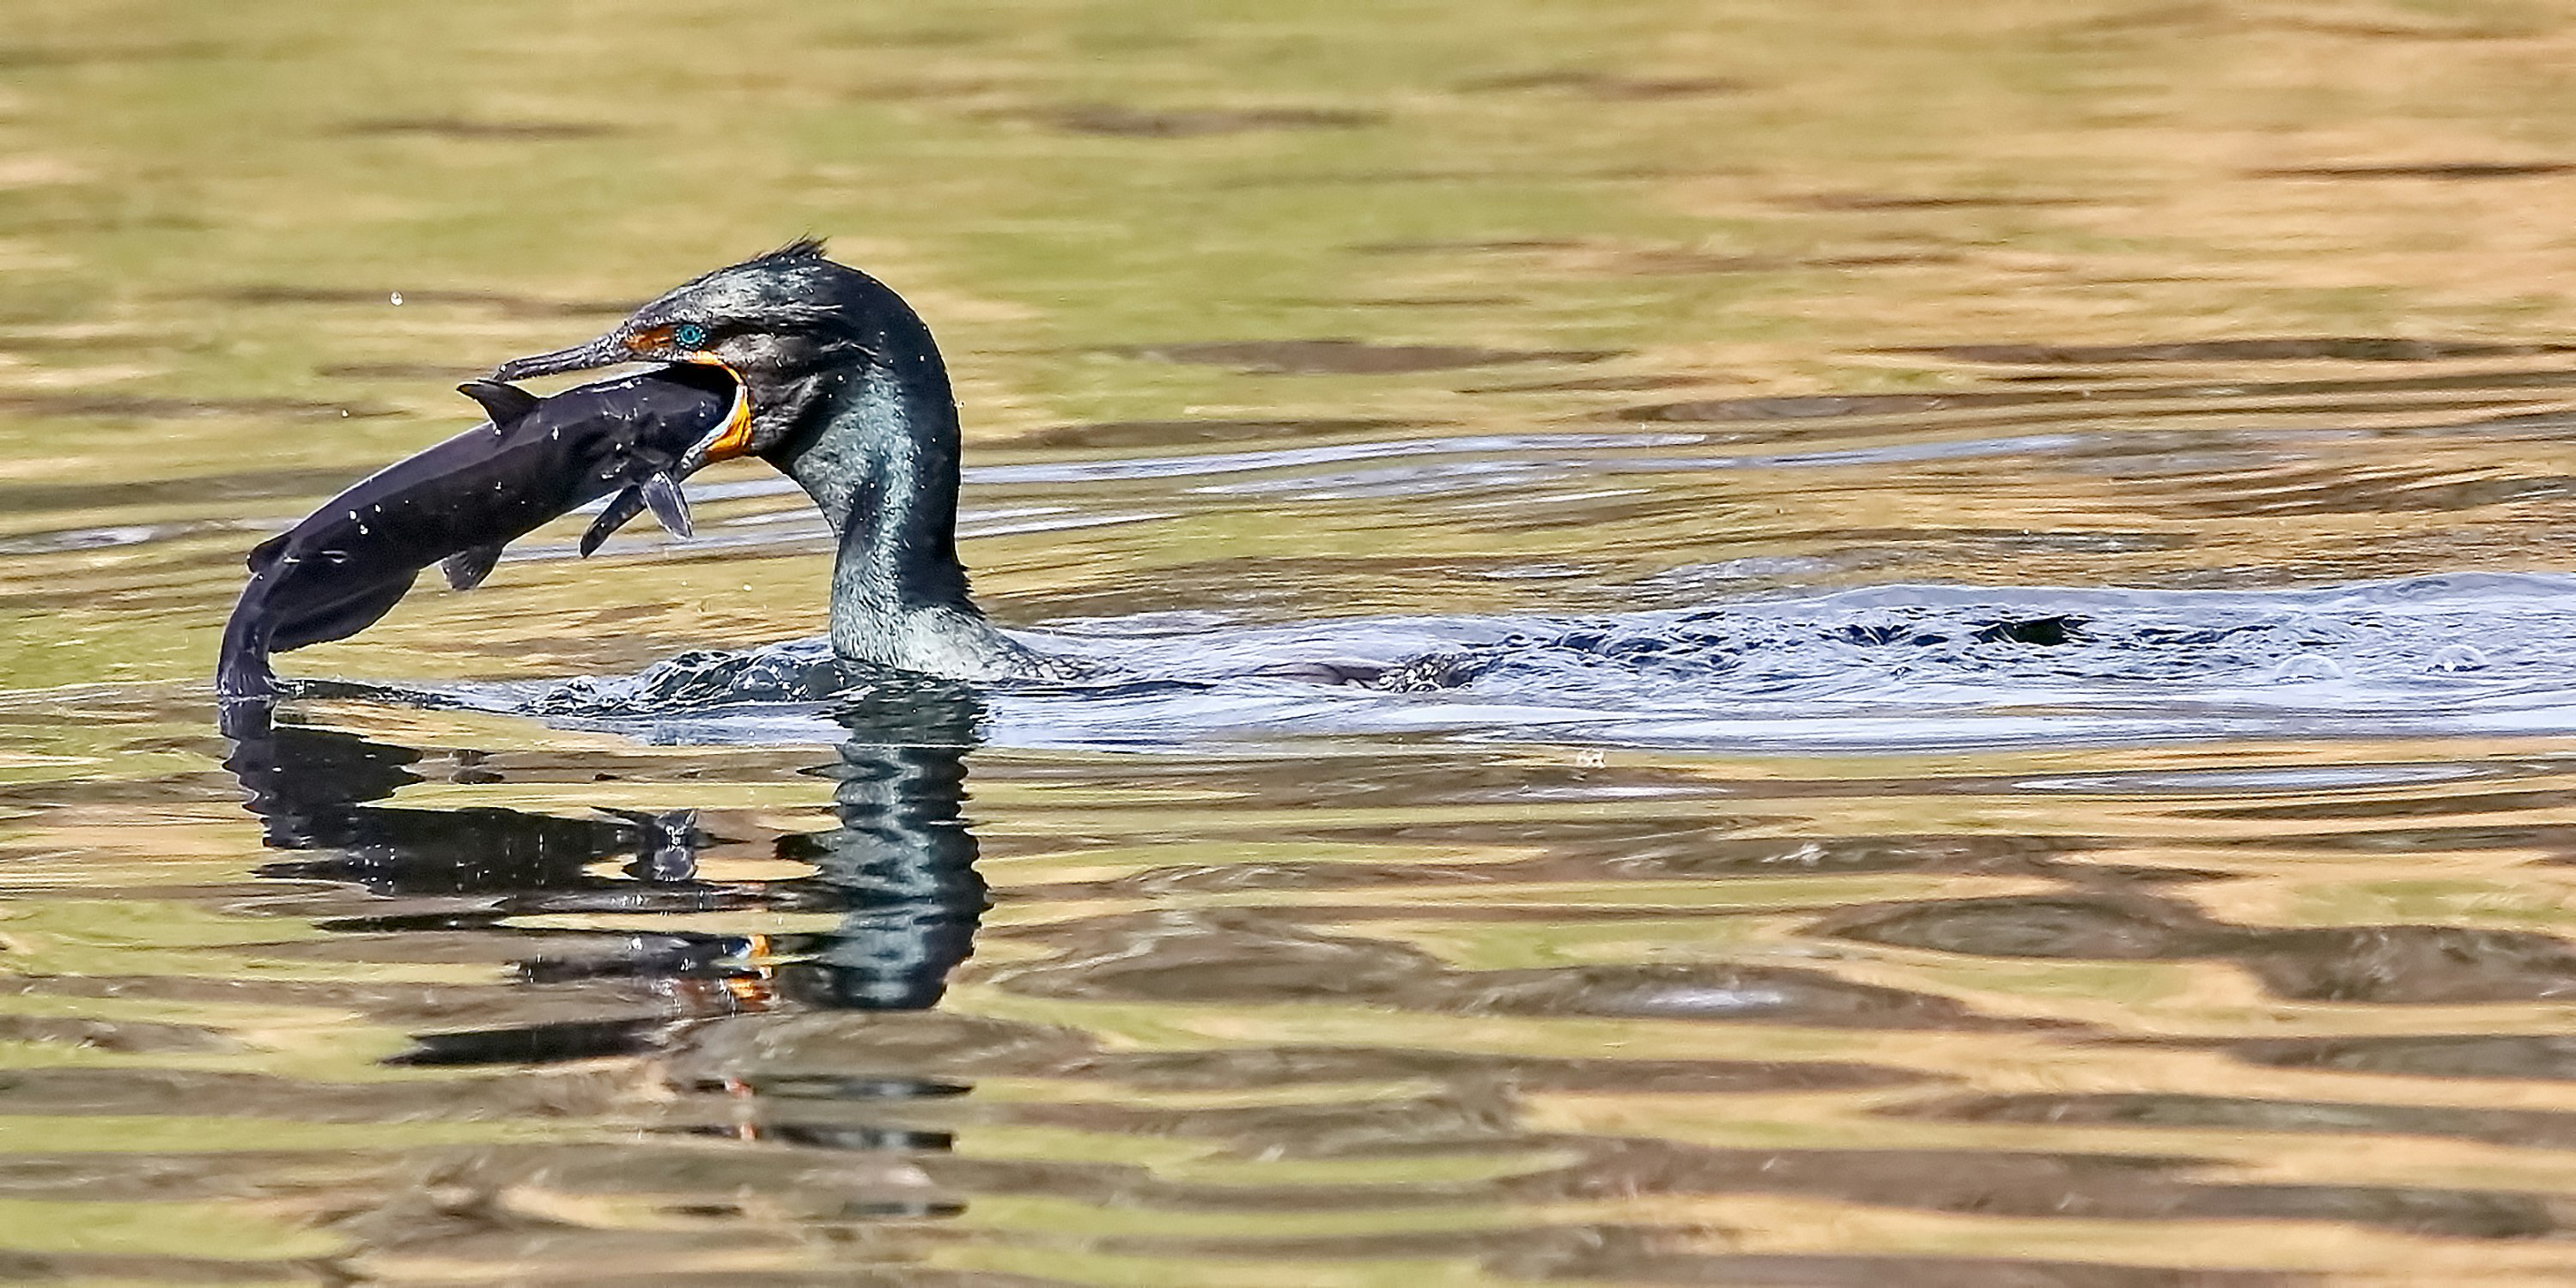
[494,240,1062,681]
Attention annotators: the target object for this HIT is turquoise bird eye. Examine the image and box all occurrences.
[674,323,708,348]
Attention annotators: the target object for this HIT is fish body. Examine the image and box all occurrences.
[216,364,739,699]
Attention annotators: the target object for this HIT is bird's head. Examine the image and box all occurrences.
[492,238,884,468]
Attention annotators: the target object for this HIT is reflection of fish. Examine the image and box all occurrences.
[216,365,747,699]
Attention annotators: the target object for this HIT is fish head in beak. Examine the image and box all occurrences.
[491,238,866,466]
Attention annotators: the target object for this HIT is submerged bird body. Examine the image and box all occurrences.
[216,365,744,699]
[495,240,1060,681]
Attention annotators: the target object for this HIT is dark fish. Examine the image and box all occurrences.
[216,364,745,700]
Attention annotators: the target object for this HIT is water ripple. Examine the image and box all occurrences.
[492,572,2576,751]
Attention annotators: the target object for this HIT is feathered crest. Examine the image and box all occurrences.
[754,236,829,265]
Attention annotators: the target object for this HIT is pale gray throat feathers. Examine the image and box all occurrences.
[770,356,1036,680]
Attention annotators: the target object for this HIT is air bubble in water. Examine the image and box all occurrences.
[2272,654,2345,682]
[2428,643,2488,672]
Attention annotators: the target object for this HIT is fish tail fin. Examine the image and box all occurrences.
[216,592,278,701]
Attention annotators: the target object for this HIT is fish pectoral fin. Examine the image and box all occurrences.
[581,475,691,556]
[580,487,647,556]
[440,544,506,591]
[455,379,542,428]
[247,532,290,574]
[641,474,694,539]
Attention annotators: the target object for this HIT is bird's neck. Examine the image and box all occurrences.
[764,344,1030,680]
[775,357,971,606]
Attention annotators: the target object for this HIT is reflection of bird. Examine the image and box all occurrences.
[219,701,983,1227]
[496,240,1076,681]
[222,685,992,1064]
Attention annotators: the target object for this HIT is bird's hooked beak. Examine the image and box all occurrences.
[489,332,631,384]
[493,332,759,466]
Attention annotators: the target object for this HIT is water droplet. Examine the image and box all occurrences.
[389,291,404,306]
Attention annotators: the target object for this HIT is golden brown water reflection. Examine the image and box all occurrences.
[13,0,2576,1282]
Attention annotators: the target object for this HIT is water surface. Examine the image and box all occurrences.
[12,1,2576,1283]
